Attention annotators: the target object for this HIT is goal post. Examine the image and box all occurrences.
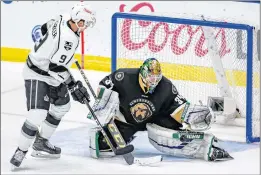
[111,12,260,143]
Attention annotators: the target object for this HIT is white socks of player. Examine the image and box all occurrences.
[39,113,61,139]
[39,103,70,139]
[18,120,38,152]
[18,109,47,151]
[18,109,63,152]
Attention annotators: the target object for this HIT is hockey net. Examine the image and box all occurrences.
[111,12,260,143]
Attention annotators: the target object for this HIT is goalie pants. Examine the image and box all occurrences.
[18,80,70,151]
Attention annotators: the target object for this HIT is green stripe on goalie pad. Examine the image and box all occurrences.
[173,131,204,140]
[97,87,106,99]
[180,102,190,122]
[95,131,100,157]
[87,87,106,119]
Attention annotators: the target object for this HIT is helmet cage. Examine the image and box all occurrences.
[140,59,162,93]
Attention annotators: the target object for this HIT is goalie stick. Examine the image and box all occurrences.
[75,60,97,99]
[83,98,134,156]
[107,118,163,165]
[75,61,163,166]
[69,65,133,157]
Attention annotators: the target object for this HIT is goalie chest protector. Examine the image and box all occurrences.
[99,68,187,130]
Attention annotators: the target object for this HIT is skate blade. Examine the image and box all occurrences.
[31,150,60,159]
[10,164,19,171]
[10,164,16,171]
[214,156,234,161]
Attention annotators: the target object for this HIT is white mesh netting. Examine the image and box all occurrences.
[114,13,260,141]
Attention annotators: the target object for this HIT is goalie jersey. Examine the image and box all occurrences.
[99,68,188,131]
[23,14,80,87]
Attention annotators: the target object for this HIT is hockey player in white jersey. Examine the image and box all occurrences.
[10,2,96,168]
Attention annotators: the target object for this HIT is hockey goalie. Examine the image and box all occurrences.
[88,58,233,162]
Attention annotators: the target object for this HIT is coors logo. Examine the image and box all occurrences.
[119,2,231,58]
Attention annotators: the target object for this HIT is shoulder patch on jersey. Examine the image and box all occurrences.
[64,41,73,51]
[172,84,178,94]
[115,72,124,81]
[31,25,42,43]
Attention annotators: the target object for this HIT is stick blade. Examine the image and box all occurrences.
[115,145,134,155]
[134,155,163,166]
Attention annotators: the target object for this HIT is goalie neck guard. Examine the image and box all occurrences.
[139,58,162,94]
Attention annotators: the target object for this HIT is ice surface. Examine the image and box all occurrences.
[1,61,260,174]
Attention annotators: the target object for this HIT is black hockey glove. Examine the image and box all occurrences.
[68,81,90,104]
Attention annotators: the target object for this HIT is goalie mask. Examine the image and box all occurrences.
[139,58,162,94]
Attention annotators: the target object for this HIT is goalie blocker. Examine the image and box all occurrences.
[88,58,233,162]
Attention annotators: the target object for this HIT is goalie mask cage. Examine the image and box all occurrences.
[111,12,260,143]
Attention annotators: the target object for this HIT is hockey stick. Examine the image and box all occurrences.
[83,98,134,156]
[75,60,97,99]
[107,118,163,165]
[76,64,163,166]
[75,60,101,120]
[75,62,137,163]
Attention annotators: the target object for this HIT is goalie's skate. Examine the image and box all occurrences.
[10,147,28,170]
[31,133,61,159]
[209,145,234,161]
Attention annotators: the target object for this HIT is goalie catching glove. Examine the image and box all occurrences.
[171,102,216,131]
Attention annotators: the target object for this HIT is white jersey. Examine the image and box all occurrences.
[23,14,80,87]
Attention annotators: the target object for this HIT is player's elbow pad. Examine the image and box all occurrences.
[41,19,55,36]
[41,23,48,36]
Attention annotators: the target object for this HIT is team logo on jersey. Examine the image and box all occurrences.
[129,98,155,123]
[130,103,152,122]
[103,76,114,89]
[31,25,42,43]
[115,72,124,81]
[64,41,73,51]
[44,95,49,102]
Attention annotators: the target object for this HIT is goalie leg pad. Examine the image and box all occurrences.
[89,127,115,159]
[146,123,223,161]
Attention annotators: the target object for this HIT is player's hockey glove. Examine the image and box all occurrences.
[68,81,90,104]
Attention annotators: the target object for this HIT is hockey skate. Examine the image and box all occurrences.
[10,147,28,170]
[209,145,234,161]
[31,132,61,159]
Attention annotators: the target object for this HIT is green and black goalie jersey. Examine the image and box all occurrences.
[99,68,187,131]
